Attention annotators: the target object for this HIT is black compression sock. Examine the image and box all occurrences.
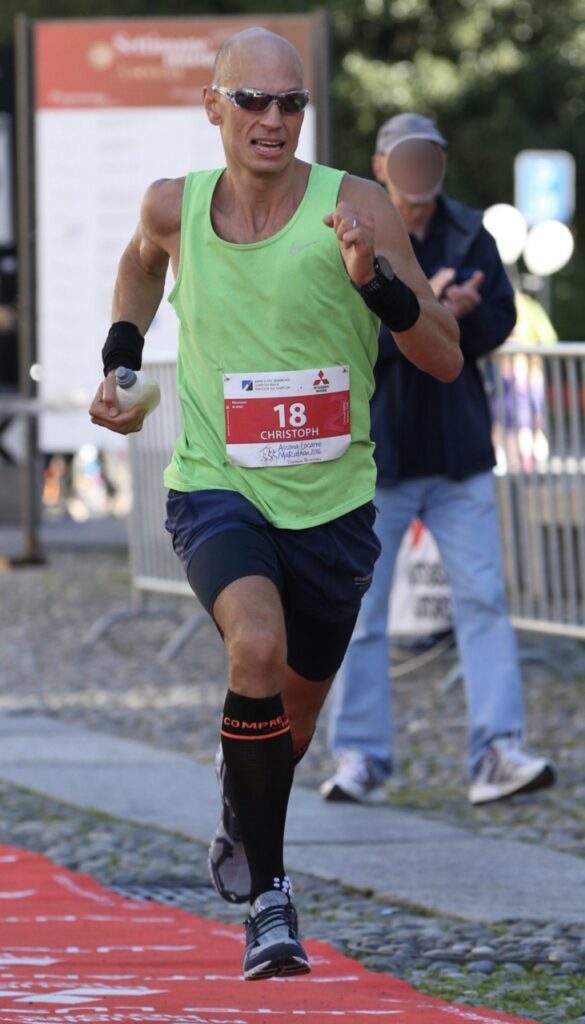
[221,690,294,903]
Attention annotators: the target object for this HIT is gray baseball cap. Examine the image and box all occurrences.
[375,112,447,155]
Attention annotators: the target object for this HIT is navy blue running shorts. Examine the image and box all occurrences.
[165,488,380,681]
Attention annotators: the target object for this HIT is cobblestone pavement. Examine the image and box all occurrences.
[1,550,584,1021]
[2,552,583,854]
[0,782,583,1023]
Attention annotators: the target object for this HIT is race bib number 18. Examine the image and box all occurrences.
[223,366,351,468]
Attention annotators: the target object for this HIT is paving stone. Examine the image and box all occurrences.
[467,960,496,974]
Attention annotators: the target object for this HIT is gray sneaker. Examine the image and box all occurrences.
[243,889,311,981]
[469,737,555,806]
[320,749,389,805]
[208,745,251,903]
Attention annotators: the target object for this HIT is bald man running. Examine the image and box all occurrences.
[90,28,461,980]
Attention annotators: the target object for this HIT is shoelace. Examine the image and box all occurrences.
[481,743,531,781]
[499,746,533,770]
[247,903,295,944]
[338,750,371,785]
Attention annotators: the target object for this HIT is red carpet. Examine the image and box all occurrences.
[0,844,535,1023]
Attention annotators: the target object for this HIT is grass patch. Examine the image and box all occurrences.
[387,786,462,811]
[413,966,585,1022]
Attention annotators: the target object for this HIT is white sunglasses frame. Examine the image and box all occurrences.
[211,85,310,114]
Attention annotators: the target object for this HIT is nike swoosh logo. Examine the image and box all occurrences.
[289,240,320,254]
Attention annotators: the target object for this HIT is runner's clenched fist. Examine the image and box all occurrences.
[323,201,376,287]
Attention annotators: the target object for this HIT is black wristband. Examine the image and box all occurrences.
[356,259,420,332]
[102,321,145,377]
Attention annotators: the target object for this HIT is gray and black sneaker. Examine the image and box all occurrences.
[208,745,251,904]
[243,889,311,981]
[469,737,555,806]
[320,749,389,805]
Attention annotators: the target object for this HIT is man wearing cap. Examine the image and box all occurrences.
[322,113,555,807]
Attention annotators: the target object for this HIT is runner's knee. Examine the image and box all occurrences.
[226,628,286,691]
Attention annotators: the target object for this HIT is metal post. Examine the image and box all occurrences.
[313,8,331,166]
[14,14,43,565]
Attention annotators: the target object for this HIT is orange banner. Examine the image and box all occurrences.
[36,17,314,110]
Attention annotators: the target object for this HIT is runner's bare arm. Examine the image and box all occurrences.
[324,176,462,383]
[111,177,182,330]
[89,178,182,435]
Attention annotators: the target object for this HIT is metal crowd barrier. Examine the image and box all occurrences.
[82,358,207,659]
[127,359,189,598]
[87,344,585,658]
[487,342,585,640]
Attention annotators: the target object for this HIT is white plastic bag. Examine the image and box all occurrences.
[389,520,453,638]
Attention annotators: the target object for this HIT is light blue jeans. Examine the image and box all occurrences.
[327,472,525,776]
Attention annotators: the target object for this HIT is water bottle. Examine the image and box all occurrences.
[115,367,160,417]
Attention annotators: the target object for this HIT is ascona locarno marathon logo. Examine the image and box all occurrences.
[87,32,217,70]
[87,41,115,71]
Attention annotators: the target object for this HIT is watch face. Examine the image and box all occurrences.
[376,255,395,281]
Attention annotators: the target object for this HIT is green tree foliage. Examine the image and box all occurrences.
[2,0,584,332]
[329,0,585,335]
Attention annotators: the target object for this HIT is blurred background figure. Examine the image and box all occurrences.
[322,113,555,808]
[493,290,558,475]
[42,449,129,523]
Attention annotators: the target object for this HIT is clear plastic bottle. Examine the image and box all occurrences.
[115,367,160,417]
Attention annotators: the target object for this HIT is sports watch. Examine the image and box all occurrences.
[354,255,395,295]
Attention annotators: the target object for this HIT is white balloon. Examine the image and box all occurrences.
[483,203,528,265]
[523,220,575,276]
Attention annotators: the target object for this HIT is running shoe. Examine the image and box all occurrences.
[243,889,311,980]
[208,745,251,903]
[320,749,389,805]
[469,737,555,805]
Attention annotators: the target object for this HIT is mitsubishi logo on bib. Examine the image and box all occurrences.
[224,366,351,469]
[313,370,330,391]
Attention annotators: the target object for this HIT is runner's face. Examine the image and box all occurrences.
[207,50,305,174]
[382,140,446,206]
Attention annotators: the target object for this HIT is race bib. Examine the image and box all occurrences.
[223,366,351,468]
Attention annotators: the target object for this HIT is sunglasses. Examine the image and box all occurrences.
[212,85,310,114]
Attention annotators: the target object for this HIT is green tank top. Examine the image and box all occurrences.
[164,163,379,529]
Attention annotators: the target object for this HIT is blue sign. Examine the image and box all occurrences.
[514,150,575,226]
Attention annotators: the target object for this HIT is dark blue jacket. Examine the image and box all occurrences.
[372,194,516,485]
